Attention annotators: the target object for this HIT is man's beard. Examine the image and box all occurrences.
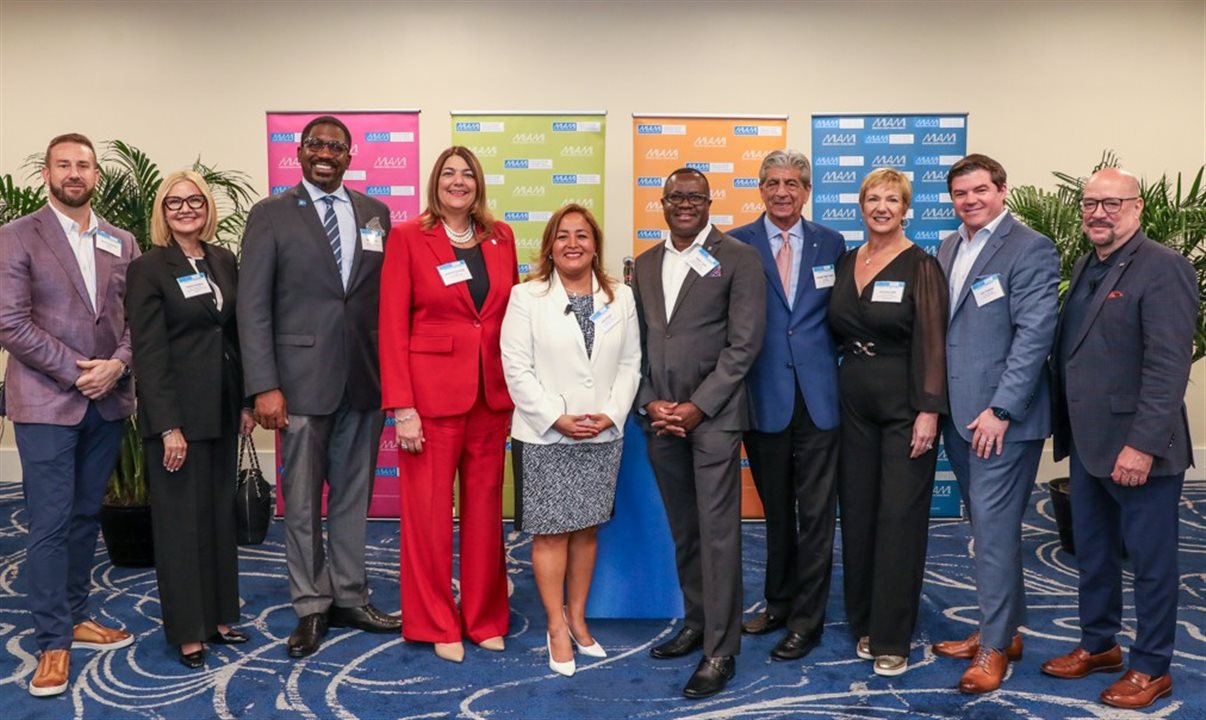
[50,180,93,208]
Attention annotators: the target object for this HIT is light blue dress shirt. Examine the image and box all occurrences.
[302,178,355,289]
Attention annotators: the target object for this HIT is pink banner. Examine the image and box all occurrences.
[266,110,420,518]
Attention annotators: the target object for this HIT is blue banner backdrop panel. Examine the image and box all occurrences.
[811,112,967,518]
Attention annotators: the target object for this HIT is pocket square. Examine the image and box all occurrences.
[707,265,723,278]
[1107,290,1125,299]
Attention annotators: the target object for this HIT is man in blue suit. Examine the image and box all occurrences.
[729,150,845,661]
[931,154,1059,694]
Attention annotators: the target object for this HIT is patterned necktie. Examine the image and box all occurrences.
[775,231,792,294]
[321,195,343,268]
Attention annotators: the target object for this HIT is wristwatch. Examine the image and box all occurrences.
[991,406,1011,421]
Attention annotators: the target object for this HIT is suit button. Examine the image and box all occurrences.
[786,362,794,368]
[473,321,481,328]
[787,330,793,336]
[584,378,594,388]
[665,333,671,339]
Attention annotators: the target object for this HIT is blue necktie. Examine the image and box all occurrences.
[321,195,343,270]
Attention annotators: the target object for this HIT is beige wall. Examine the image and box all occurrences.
[2,0,1204,479]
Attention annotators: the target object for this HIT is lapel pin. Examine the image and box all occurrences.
[297,199,307,207]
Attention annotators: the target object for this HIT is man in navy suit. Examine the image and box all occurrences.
[728,150,845,661]
[931,154,1059,693]
[1042,168,1196,710]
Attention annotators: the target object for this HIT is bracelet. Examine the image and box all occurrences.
[160,429,175,438]
[396,412,416,423]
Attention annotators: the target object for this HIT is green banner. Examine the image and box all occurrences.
[450,113,607,274]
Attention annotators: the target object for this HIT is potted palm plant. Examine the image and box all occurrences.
[1007,151,1206,554]
[1,140,257,567]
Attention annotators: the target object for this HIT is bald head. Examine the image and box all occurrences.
[1082,167,1144,259]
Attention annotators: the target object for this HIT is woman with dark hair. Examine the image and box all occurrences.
[379,147,518,663]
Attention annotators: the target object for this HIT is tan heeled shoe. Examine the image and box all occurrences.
[477,636,505,652]
[434,642,465,663]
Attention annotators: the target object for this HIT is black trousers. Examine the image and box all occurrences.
[743,387,839,636]
[147,431,240,646]
[647,429,743,658]
[836,354,938,657]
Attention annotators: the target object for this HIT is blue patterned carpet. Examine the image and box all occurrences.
[0,478,1203,719]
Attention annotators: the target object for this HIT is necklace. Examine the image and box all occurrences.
[862,239,898,266]
[443,220,475,246]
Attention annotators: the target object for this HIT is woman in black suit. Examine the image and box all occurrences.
[125,170,255,668]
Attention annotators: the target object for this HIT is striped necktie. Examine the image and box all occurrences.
[321,195,343,269]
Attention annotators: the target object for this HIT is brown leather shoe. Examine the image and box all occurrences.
[932,631,1023,660]
[72,619,134,651]
[1040,645,1124,679]
[741,611,786,635]
[958,647,1008,694]
[29,649,69,697]
[1100,670,1173,709]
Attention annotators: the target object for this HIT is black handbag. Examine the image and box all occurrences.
[235,434,272,546]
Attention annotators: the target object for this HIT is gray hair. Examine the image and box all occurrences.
[759,149,812,186]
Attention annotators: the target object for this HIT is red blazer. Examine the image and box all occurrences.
[379,218,518,417]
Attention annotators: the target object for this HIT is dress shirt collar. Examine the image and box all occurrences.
[302,178,350,204]
[48,200,98,237]
[956,208,1008,245]
[663,223,712,256]
[764,215,804,245]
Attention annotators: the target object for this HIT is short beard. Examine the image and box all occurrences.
[50,181,93,209]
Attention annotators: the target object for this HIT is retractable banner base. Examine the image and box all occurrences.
[586,416,684,619]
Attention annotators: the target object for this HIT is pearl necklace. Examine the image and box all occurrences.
[443,220,475,246]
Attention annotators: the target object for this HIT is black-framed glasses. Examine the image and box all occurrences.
[163,195,207,211]
[301,137,350,154]
[1080,197,1138,214]
[662,192,710,208]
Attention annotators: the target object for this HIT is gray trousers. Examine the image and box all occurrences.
[279,399,384,617]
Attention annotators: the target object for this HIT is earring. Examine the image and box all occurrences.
[901,218,910,229]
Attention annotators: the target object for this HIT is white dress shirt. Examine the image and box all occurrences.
[660,223,712,323]
[48,201,98,312]
[949,208,1008,310]
[765,215,804,309]
[302,178,355,289]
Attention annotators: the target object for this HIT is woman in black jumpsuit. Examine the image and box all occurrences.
[827,168,948,677]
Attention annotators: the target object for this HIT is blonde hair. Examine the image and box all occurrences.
[859,167,913,209]
[150,170,218,247]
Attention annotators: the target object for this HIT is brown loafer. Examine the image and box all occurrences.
[1100,669,1173,709]
[958,647,1008,694]
[29,649,69,697]
[72,619,134,651]
[932,631,1022,661]
[741,611,786,635]
[1040,645,1123,679]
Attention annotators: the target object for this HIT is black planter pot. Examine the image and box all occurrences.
[1047,478,1076,555]
[99,504,155,568]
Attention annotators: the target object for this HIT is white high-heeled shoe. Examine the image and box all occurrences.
[546,633,575,677]
[567,625,607,658]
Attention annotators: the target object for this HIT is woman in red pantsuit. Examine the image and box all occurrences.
[379,146,518,663]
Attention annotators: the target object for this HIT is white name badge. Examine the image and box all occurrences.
[95,231,122,256]
[590,303,620,334]
[812,264,836,289]
[436,260,472,286]
[685,245,720,276]
[871,280,905,303]
[176,273,212,298]
[971,274,1006,307]
[360,228,383,253]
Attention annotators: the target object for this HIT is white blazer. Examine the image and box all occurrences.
[501,272,641,445]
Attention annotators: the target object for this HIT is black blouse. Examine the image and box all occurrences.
[453,243,490,312]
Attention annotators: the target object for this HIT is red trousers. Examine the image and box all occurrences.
[398,390,511,643]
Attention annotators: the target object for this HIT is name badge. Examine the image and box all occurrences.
[176,273,212,298]
[360,228,383,253]
[95,231,122,257]
[971,274,1005,307]
[685,245,720,276]
[812,264,836,289]
[590,303,620,334]
[436,260,472,286]
[871,280,905,303]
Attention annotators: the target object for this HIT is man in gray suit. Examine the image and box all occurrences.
[632,167,766,699]
[931,154,1059,694]
[239,115,399,658]
[1042,168,1195,710]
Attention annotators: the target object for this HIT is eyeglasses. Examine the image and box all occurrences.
[163,195,207,211]
[1080,197,1138,214]
[301,137,350,154]
[662,192,710,207]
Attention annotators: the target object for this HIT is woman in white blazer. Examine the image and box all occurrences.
[500,204,641,678]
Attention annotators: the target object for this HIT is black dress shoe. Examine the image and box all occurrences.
[771,631,821,661]
[287,613,328,658]
[650,626,704,659]
[179,647,205,669]
[209,628,250,645]
[742,611,786,635]
[683,655,735,699]
[328,603,401,633]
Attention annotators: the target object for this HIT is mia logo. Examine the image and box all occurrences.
[741,149,771,160]
[512,185,546,197]
[914,117,941,128]
[512,133,546,144]
[814,118,840,129]
[872,117,907,129]
[740,202,765,213]
[637,176,663,187]
[733,178,759,188]
[560,145,594,157]
[821,133,857,146]
[821,208,857,221]
[813,156,840,167]
[561,198,594,208]
[814,194,841,203]
[922,133,958,145]
[914,193,940,203]
[389,210,409,223]
[645,148,678,160]
[710,189,727,200]
[921,207,956,219]
[694,136,727,147]
[487,198,498,209]
[270,132,301,143]
[921,170,948,183]
[637,229,666,240]
[645,200,663,212]
[821,171,858,184]
[278,157,301,168]
[373,157,408,169]
[469,145,498,157]
[871,155,907,168]
[914,230,942,241]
